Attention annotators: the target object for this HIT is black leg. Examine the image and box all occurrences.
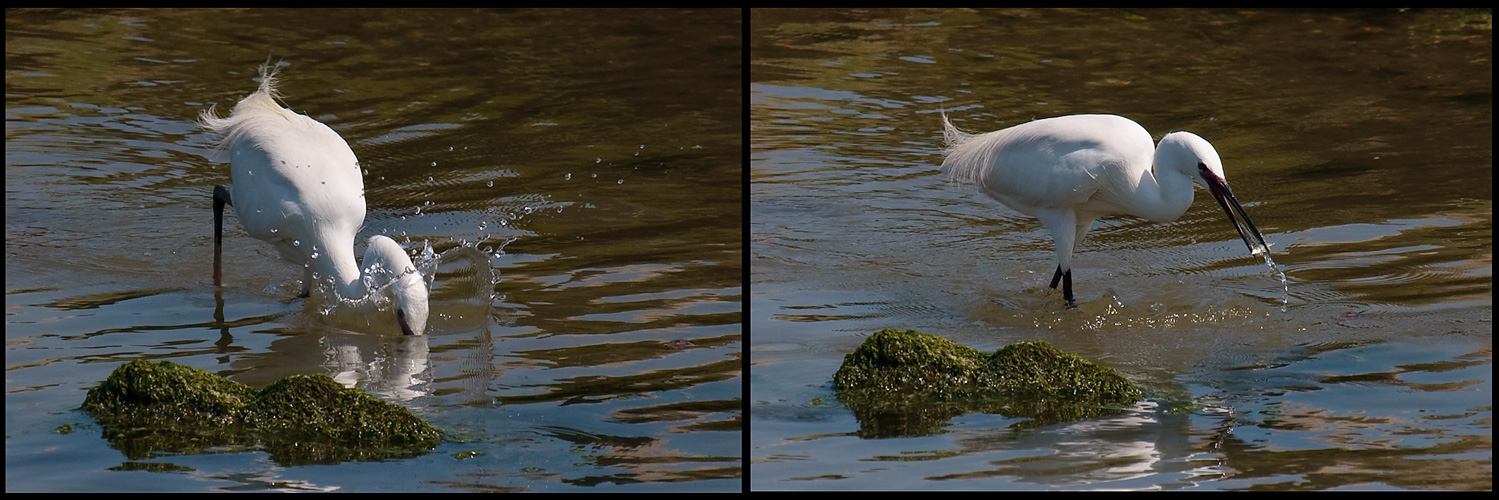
[1062,269,1076,308]
[298,267,312,298]
[1050,265,1076,307]
[213,185,232,287]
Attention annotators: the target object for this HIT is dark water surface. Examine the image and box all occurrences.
[7,8,742,492]
[751,9,1489,490]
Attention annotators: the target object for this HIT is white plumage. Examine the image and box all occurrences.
[940,112,1267,306]
[204,64,429,334]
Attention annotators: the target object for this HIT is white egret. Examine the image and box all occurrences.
[939,113,1268,307]
[203,64,429,335]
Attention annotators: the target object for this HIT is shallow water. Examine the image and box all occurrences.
[750,9,1490,490]
[6,9,742,492]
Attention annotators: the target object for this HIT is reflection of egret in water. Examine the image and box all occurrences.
[324,332,431,402]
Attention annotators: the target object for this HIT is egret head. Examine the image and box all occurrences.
[1157,131,1225,185]
[1159,131,1269,257]
[393,265,430,336]
[364,235,430,336]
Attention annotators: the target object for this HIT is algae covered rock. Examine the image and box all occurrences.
[82,359,438,465]
[83,357,257,426]
[82,359,258,458]
[834,328,1141,437]
[251,373,439,446]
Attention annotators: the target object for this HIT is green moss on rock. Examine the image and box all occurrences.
[834,328,1142,437]
[251,373,439,446]
[82,360,438,465]
[83,358,257,426]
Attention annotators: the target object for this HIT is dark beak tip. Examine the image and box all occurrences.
[397,309,414,336]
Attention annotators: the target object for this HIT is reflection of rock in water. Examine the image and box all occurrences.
[834,328,1142,438]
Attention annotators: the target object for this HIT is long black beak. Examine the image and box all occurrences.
[1200,164,1269,257]
[397,309,415,336]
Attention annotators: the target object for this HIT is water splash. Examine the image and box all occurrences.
[1256,250,1290,312]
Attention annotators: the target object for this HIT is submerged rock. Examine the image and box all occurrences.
[834,328,1141,437]
[82,359,439,465]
